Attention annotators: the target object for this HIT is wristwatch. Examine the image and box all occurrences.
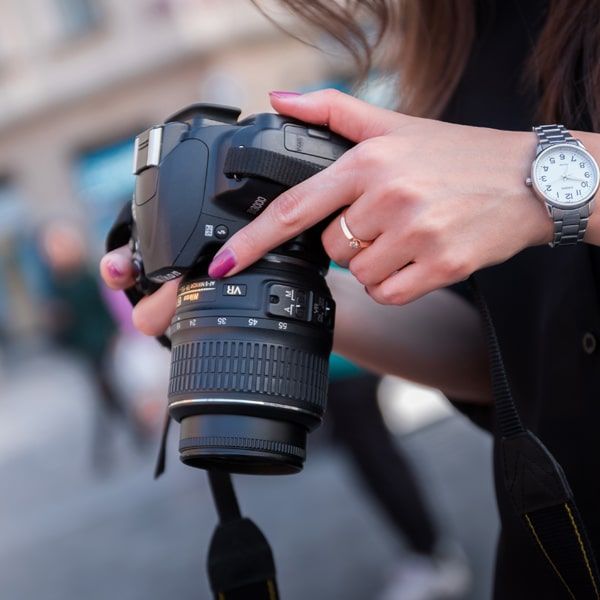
[526,124,599,246]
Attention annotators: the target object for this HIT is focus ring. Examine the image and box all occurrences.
[169,340,329,411]
[179,435,306,459]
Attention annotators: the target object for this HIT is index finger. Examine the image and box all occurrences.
[208,153,360,278]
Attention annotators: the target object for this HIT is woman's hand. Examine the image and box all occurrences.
[100,88,554,336]
[207,89,553,305]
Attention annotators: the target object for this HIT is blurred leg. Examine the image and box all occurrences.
[328,373,438,555]
[92,357,151,448]
[93,358,127,418]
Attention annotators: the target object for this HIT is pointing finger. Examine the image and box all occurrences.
[208,152,361,278]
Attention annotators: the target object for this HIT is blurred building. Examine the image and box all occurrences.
[0,0,351,340]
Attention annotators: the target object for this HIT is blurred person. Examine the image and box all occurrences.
[0,279,8,373]
[328,356,470,600]
[39,219,150,472]
[102,287,168,436]
[100,1,600,598]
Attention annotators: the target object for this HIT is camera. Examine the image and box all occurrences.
[130,104,352,475]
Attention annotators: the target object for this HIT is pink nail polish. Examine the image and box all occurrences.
[269,91,302,99]
[208,248,236,278]
[107,262,123,279]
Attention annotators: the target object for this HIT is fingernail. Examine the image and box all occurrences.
[269,91,302,99]
[208,248,236,278]
[107,261,124,279]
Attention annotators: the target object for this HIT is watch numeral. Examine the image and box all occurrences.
[545,185,552,192]
[550,158,556,164]
[582,181,589,188]
[585,172,591,178]
[580,162,586,168]
[543,166,549,172]
[571,155,578,162]
[577,190,582,196]
[566,193,573,199]
[541,176,547,182]
[559,153,566,160]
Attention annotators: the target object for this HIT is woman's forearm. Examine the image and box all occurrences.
[327,269,491,403]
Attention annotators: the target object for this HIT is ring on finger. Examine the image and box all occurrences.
[340,210,372,250]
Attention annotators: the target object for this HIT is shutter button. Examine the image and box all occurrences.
[582,332,597,355]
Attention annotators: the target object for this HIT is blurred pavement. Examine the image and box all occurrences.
[0,352,498,600]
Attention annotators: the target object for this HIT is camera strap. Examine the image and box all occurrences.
[207,471,280,600]
[106,203,281,600]
[470,277,600,599]
[155,424,281,599]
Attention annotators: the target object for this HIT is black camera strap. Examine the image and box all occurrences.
[470,276,600,599]
[155,424,280,600]
[107,204,281,600]
[207,472,280,600]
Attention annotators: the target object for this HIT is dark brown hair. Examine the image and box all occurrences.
[253,0,600,131]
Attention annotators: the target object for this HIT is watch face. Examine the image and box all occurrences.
[533,143,599,207]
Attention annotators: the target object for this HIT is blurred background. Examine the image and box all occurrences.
[0,1,498,598]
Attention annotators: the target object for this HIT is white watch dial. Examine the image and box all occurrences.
[534,145,599,205]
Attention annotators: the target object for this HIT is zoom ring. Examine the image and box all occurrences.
[169,340,329,411]
[179,435,306,459]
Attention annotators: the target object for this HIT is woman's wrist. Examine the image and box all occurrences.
[502,129,554,247]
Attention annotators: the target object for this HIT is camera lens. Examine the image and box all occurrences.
[168,255,335,475]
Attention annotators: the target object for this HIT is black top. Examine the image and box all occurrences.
[441,1,600,598]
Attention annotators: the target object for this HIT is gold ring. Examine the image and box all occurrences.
[340,211,371,250]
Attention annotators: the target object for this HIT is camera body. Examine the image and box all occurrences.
[130,104,352,475]
[132,103,350,283]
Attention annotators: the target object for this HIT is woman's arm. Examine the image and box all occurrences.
[328,269,491,403]
[205,89,557,306]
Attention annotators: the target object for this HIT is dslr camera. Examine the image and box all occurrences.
[128,104,352,475]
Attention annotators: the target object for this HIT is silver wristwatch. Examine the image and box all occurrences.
[525,124,599,246]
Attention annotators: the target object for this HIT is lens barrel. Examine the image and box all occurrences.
[168,257,334,475]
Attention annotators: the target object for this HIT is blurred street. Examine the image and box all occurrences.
[0,350,498,600]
